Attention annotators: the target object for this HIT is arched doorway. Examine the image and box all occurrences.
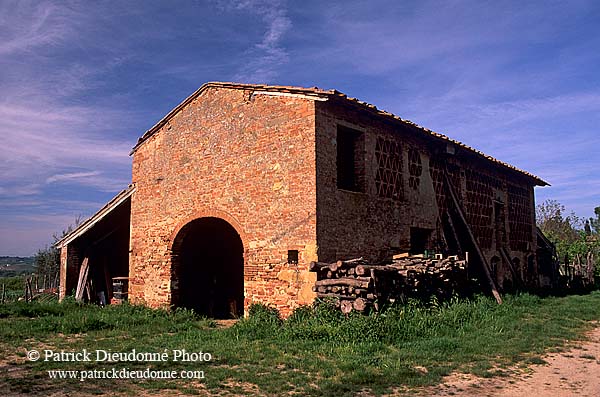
[171,217,244,318]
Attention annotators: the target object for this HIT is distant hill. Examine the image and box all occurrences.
[0,256,36,277]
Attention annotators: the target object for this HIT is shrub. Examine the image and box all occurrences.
[231,303,282,339]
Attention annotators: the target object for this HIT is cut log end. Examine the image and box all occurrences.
[340,300,353,314]
[353,298,367,312]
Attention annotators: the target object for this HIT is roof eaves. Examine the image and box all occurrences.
[329,92,549,186]
[54,184,136,248]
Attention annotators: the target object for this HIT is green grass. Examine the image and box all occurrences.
[2,292,600,396]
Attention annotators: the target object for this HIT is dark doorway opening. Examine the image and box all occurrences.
[172,217,244,319]
[69,198,131,305]
[410,227,432,255]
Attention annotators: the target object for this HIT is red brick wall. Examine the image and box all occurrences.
[315,98,537,290]
[315,100,439,263]
[130,87,318,316]
[59,246,69,299]
[59,244,81,300]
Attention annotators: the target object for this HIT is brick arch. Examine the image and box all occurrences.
[168,209,247,315]
[168,209,247,253]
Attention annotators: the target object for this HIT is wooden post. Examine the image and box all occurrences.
[500,247,522,287]
[26,277,33,302]
[586,251,594,285]
[75,257,90,302]
[444,170,502,304]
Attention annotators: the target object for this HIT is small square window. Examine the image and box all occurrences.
[287,250,299,265]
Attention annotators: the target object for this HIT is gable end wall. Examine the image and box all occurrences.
[130,87,318,316]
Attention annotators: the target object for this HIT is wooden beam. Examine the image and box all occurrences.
[444,170,503,304]
[75,257,90,302]
[500,247,522,287]
[26,277,33,302]
[445,212,463,256]
[55,186,134,249]
[315,277,372,289]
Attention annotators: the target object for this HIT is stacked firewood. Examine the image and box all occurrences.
[310,255,468,314]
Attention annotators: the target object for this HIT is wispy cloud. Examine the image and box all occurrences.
[0,102,135,184]
[404,91,600,138]
[46,171,102,184]
[313,1,592,76]
[0,1,140,194]
[0,1,75,56]
[0,184,42,196]
[0,1,139,254]
[227,0,291,82]
[0,197,105,211]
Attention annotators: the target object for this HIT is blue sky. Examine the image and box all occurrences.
[1,0,599,256]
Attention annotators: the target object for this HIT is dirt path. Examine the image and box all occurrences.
[427,327,600,397]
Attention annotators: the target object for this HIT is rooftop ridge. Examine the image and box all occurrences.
[130,82,548,186]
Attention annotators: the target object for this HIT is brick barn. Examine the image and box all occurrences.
[56,82,549,317]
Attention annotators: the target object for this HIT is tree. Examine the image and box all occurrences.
[536,199,581,246]
[33,216,82,284]
[590,206,600,235]
[536,200,600,282]
[585,220,592,235]
[34,245,60,279]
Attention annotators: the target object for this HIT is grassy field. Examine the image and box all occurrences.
[2,291,600,396]
[0,256,35,277]
[0,275,27,302]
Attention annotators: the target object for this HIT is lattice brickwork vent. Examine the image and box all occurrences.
[508,184,533,251]
[375,137,403,200]
[464,169,497,249]
[408,148,422,190]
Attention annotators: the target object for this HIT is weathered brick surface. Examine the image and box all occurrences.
[130,87,318,316]
[316,100,437,263]
[315,98,537,290]
[59,244,80,298]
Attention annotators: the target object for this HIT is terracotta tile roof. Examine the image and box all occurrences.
[131,82,548,186]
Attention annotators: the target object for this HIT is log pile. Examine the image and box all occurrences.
[310,255,468,314]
